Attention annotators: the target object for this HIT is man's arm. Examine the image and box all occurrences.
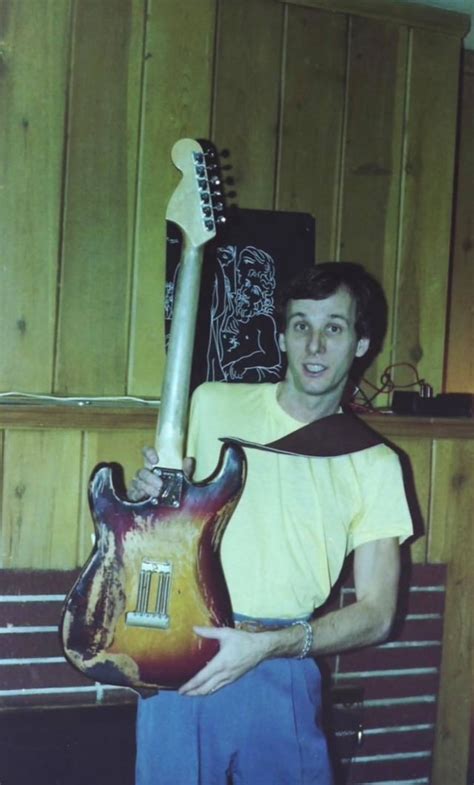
[180,537,400,696]
[307,536,401,655]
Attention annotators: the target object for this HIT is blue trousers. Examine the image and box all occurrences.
[136,652,333,784]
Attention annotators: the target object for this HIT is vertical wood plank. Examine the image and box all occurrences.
[78,428,155,564]
[393,30,460,393]
[277,5,347,260]
[212,0,284,210]
[128,0,217,397]
[1,430,82,569]
[55,0,145,395]
[0,0,71,392]
[393,436,432,564]
[445,52,474,394]
[428,438,474,785]
[340,16,408,390]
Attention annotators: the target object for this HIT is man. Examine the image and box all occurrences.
[129,262,413,785]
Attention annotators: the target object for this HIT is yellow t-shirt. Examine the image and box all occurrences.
[187,382,413,619]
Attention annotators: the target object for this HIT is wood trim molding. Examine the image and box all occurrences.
[278,0,471,40]
[0,405,159,431]
[363,414,474,440]
[0,405,473,439]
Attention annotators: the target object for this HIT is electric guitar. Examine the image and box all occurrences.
[61,139,246,691]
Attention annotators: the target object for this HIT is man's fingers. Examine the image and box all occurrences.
[129,448,195,502]
[183,457,195,479]
[129,464,163,501]
[142,446,159,469]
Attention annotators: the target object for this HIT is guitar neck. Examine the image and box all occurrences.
[156,238,204,470]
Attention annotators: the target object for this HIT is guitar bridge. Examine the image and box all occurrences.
[126,560,172,629]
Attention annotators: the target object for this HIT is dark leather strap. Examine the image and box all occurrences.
[221,412,383,458]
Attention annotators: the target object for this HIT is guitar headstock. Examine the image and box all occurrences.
[166,138,225,248]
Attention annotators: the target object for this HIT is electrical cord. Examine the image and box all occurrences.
[0,391,161,407]
[351,363,433,412]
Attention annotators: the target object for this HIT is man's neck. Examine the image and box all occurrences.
[276,381,343,424]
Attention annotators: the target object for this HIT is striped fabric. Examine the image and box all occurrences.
[0,570,132,709]
[325,564,446,785]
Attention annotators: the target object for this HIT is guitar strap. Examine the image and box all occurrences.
[221,411,384,458]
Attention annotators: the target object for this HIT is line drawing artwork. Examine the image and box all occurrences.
[166,243,282,383]
[206,245,281,382]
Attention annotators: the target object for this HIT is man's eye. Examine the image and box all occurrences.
[294,322,308,332]
[327,323,342,334]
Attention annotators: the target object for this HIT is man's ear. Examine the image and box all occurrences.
[278,332,286,353]
[355,337,370,358]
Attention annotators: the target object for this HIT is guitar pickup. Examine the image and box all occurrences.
[126,561,172,629]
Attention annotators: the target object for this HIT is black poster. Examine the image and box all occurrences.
[165,208,315,391]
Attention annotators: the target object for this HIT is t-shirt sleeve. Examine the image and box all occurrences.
[347,446,414,553]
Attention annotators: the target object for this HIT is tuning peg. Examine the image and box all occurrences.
[209,175,221,186]
[216,215,227,224]
[213,202,225,212]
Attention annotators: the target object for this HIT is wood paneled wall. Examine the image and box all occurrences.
[446,50,474,394]
[0,0,470,400]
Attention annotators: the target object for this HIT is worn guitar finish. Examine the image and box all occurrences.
[62,442,244,690]
[61,139,246,690]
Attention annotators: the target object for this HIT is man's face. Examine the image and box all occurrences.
[278,287,369,401]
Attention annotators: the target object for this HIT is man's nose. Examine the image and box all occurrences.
[307,329,325,354]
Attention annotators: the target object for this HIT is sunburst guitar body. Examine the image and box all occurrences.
[62,442,245,690]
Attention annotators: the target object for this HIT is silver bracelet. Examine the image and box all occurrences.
[292,620,313,659]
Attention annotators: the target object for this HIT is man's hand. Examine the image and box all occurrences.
[128,447,195,501]
[179,621,308,696]
[128,447,163,501]
[178,626,275,696]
